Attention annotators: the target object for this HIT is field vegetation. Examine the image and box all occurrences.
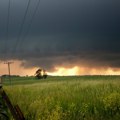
[2,76,120,120]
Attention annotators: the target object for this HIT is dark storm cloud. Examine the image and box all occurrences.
[0,0,120,71]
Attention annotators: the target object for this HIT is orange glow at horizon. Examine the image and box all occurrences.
[0,60,120,76]
[0,60,38,76]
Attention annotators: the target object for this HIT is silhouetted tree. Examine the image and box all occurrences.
[35,68,42,79]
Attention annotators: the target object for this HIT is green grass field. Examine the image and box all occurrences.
[2,76,120,120]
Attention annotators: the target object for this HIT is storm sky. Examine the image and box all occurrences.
[0,0,120,75]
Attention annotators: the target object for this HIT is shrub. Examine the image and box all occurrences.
[103,92,120,115]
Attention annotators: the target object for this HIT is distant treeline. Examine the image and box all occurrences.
[1,75,20,78]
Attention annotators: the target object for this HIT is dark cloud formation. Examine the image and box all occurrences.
[0,0,120,71]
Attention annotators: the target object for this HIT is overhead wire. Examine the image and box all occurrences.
[13,0,31,56]
[19,0,41,51]
[4,0,11,61]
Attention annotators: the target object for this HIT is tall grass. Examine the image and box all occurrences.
[4,76,120,120]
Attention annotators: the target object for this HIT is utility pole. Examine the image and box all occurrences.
[4,62,14,85]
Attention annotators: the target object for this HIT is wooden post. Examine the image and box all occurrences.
[4,62,14,85]
[0,77,2,88]
[1,89,25,120]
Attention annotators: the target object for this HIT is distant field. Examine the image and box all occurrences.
[3,76,120,120]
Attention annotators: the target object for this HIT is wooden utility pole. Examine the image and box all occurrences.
[4,62,14,85]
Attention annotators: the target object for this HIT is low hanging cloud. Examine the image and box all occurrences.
[0,0,120,73]
[19,50,120,72]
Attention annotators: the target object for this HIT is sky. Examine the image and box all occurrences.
[0,0,120,76]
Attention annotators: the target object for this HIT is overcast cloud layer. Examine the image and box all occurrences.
[0,0,120,71]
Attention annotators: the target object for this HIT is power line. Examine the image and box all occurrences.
[4,0,11,61]
[13,0,31,55]
[19,0,41,50]
[4,0,41,61]
[6,0,10,42]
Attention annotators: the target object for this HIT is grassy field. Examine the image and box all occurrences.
[2,76,120,120]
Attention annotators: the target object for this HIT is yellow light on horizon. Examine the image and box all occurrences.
[1,60,120,76]
[48,66,79,76]
[48,66,120,76]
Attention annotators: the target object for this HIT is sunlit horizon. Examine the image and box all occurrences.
[0,60,120,76]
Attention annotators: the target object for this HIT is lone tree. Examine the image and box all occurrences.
[35,68,42,79]
[35,68,47,79]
